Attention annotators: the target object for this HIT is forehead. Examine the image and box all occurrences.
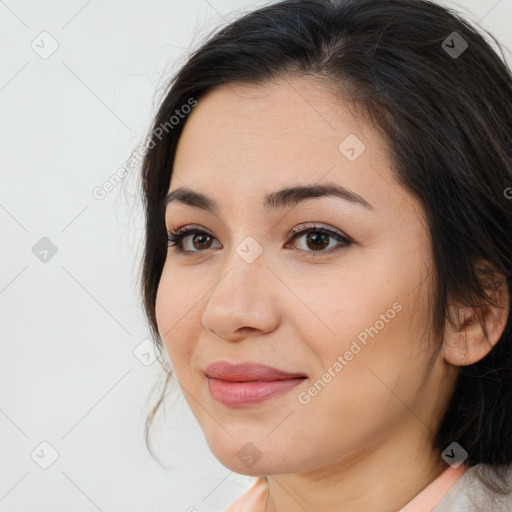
[170,77,401,215]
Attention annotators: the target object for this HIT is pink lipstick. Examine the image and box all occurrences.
[205,361,307,407]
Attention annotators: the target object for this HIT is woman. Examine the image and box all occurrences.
[139,0,512,510]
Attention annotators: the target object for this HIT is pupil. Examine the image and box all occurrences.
[194,233,210,249]
[307,232,328,250]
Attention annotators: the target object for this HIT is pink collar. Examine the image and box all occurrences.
[225,464,468,512]
[399,464,468,512]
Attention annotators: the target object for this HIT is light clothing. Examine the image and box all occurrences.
[430,463,512,512]
[399,463,467,511]
[223,477,267,512]
[224,463,512,511]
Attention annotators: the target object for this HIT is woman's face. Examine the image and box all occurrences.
[155,77,454,476]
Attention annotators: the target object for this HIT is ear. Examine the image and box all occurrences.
[441,264,509,367]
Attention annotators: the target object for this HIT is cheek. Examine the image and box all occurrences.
[289,275,403,367]
[154,279,172,341]
[297,308,429,444]
[297,267,430,404]
[154,275,196,371]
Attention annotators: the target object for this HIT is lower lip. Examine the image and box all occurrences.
[207,377,306,407]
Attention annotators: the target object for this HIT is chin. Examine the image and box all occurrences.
[203,434,283,475]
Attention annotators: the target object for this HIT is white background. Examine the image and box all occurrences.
[1,1,511,511]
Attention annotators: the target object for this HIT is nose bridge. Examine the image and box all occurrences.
[201,238,277,339]
[213,238,268,307]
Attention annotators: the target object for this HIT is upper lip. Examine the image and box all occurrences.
[205,361,307,382]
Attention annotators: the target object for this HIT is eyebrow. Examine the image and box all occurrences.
[162,183,374,214]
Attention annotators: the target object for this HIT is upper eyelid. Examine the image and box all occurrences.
[291,222,346,235]
[166,222,347,238]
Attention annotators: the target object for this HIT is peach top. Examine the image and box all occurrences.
[399,463,467,511]
[224,464,468,512]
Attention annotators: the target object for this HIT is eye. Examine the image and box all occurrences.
[166,223,353,257]
[287,223,353,256]
[167,224,220,252]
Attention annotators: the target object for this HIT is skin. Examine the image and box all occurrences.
[154,76,509,512]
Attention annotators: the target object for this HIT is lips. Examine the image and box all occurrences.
[205,361,307,382]
[205,361,307,407]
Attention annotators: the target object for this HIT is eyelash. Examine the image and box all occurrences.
[166,223,353,257]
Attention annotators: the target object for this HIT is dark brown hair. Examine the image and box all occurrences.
[138,0,512,496]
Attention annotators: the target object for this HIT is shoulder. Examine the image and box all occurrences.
[434,463,512,512]
[223,477,268,512]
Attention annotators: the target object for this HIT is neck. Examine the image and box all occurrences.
[264,419,447,512]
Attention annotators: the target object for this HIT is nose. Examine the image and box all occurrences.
[201,255,280,342]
